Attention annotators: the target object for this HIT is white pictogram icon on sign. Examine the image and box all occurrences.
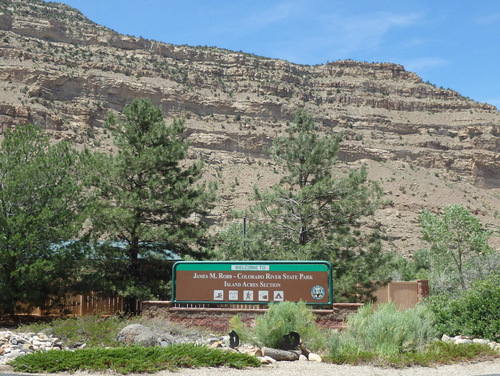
[243,290,254,301]
[273,291,284,301]
[228,290,238,300]
[214,290,224,300]
[258,291,269,301]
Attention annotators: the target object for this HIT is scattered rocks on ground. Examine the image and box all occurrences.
[2,327,499,366]
[0,330,62,364]
[209,339,322,363]
[440,334,500,350]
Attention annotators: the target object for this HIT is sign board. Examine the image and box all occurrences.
[172,261,332,305]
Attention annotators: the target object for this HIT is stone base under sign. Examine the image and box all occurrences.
[141,301,362,332]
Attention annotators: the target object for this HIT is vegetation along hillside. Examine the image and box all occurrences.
[1,0,499,258]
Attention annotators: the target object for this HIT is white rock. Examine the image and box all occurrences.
[299,354,308,361]
[473,339,488,345]
[259,356,276,364]
[5,349,21,358]
[441,334,452,342]
[308,353,322,362]
[455,338,473,344]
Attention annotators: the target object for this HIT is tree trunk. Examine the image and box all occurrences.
[125,237,140,314]
[261,347,301,361]
[124,297,137,314]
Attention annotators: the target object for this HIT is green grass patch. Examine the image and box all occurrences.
[9,344,261,373]
[326,340,499,367]
[383,342,500,367]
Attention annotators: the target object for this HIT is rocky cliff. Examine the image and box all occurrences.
[1,0,499,255]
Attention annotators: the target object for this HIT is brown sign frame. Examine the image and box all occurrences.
[172,261,332,305]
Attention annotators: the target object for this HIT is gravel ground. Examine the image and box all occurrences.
[2,358,500,376]
[170,359,500,376]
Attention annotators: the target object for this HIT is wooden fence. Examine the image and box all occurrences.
[373,279,429,310]
[29,293,135,316]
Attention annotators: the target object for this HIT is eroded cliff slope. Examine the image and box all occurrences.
[1,0,499,254]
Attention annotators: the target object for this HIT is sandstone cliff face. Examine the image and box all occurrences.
[0,0,499,255]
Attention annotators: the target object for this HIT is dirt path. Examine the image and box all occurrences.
[170,359,500,376]
[169,358,500,376]
[3,358,500,376]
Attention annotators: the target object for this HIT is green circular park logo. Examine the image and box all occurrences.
[310,285,326,300]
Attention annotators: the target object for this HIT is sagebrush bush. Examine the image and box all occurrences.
[253,301,325,351]
[329,302,437,358]
[228,314,254,345]
[426,274,500,341]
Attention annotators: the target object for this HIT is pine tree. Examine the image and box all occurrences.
[88,99,216,311]
[223,110,392,301]
[0,124,86,314]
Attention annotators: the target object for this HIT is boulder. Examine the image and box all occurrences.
[116,324,159,347]
[308,353,323,362]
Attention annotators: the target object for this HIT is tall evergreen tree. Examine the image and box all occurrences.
[88,99,216,311]
[0,124,86,315]
[220,110,392,301]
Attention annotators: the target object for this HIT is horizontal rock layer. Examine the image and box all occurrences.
[0,0,500,254]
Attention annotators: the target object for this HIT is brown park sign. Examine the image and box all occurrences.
[172,261,332,305]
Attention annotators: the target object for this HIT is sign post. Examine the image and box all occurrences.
[172,261,332,305]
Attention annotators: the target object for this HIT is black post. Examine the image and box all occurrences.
[243,217,247,247]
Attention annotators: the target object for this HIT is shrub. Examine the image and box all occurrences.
[253,301,325,351]
[228,314,254,345]
[328,302,437,359]
[9,344,261,373]
[426,274,500,341]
